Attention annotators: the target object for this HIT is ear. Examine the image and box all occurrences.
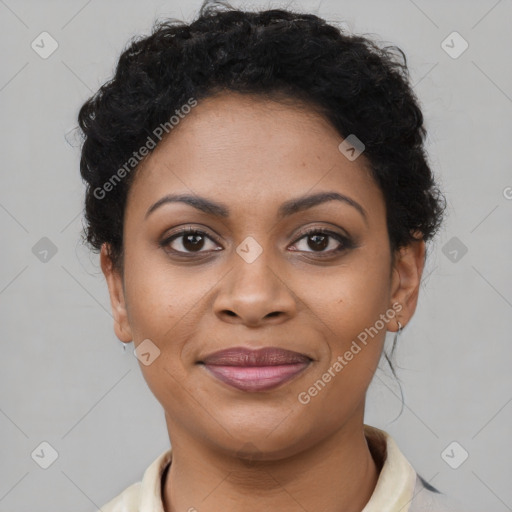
[389,233,426,331]
[100,243,132,343]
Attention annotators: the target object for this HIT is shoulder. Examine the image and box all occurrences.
[408,473,469,512]
[98,448,172,512]
[100,481,141,512]
[363,425,470,512]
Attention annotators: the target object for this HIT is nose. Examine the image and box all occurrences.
[213,247,297,327]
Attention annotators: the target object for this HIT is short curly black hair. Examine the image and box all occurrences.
[77,0,446,275]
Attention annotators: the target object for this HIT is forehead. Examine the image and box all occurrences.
[126,92,384,225]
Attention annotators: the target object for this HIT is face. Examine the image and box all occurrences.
[101,92,425,459]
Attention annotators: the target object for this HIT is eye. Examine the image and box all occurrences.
[159,226,354,259]
[289,228,353,256]
[160,227,222,255]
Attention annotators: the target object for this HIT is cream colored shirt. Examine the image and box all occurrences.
[100,424,466,512]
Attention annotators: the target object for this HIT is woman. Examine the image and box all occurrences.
[77,1,466,510]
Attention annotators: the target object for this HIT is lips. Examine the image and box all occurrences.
[200,347,311,366]
[198,347,312,392]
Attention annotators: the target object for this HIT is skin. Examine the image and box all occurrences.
[101,92,425,512]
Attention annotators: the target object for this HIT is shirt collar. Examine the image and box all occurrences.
[138,424,417,512]
[361,424,417,511]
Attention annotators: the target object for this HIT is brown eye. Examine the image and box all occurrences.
[290,228,353,255]
[160,228,221,255]
[182,232,206,251]
[307,233,329,251]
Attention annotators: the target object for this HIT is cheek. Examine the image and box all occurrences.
[123,251,199,341]
[294,256,392,400]
[295,266,391,421]
[299,256,392,337]
[122,255,212,394]
[137,358,201,432]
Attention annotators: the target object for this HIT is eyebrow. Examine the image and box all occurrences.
[144,191,368,225]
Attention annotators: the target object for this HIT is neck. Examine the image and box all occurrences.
[162,412,380,512]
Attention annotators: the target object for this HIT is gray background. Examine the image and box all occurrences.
[1,0,511,510]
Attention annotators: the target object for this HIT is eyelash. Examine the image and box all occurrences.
[159,226,354,259]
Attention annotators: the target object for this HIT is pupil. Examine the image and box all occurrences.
[183,233,204,251]
[308,234,328,251]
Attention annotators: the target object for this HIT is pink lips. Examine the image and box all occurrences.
[199,347,312,392]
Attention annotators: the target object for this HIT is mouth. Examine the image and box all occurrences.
[197,347,312,392]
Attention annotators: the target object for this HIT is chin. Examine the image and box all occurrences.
[206,411,313,457]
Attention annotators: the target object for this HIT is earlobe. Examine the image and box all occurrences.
[100,243,133,343]
[389,236,426,331]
